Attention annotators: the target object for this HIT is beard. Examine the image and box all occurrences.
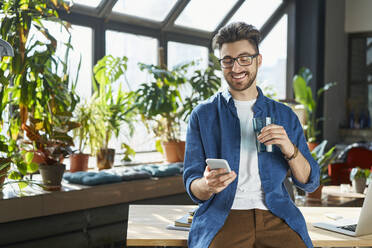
[225,67,258,92]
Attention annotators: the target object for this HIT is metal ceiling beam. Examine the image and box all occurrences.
[259,2,289,42]
[108,12,162,30]
[68,3,99,17]
[208,0,245,49]
[97,0,118,18]
[162,0,190,31]
[213,0,245,35]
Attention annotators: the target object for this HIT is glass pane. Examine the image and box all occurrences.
[168,42,209,76]
[72,0,102,7]
[28,22,93,102]
[228,0,282,29]
[112,0,177,22]
[168,42,209,140]
[175,0,237,32]
[257,14,287,100]
[106,30,158,152]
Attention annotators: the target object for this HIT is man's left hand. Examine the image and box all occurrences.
[257,124,294,158]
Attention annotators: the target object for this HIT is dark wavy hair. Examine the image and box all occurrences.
[212,22,261,53]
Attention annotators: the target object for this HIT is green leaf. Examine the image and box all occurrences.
[155,139,164,154]
[18,181,28,190]
[27,162,39,174]
[8,171,22,180]
[24,152,34,164]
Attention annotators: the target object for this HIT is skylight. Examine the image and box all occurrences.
[175,0,237,32]
[112,0,177,22]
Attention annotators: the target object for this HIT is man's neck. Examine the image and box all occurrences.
[229,84,258,101]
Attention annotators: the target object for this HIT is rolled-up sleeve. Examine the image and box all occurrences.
[183,109,208,204]
[289,113,320,193]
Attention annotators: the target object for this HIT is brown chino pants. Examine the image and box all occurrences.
[209,209,307,248]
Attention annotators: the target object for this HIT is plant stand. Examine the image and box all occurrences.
[39,163,66,191]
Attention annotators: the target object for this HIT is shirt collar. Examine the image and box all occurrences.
[222,86,265,105]
[221,86,266,116]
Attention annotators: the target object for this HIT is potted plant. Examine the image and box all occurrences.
[22,108,79,190]
[135,55,221,163]
[306,140,337,199]
[70,101,97,172]
[92,55,136,170]
[134,61,191,162]
[0,0,71,138]
[293,67,337,150]
[350,167,371,193]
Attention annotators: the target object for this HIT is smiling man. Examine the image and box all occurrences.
[183,22,320,248]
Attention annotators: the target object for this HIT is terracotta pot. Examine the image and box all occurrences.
[69,153,89,172]
[161,141,185,163]
[352,178,366,193]
[307,142,319,151]
[38,163,66,191]
[97,148,115,170]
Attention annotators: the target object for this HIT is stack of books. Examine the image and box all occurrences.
[166,208,196,231]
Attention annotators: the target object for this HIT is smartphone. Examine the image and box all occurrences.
[205,158,231,173]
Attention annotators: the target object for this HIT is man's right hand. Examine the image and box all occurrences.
[190,165,237,201]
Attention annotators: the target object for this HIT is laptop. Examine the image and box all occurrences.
[313,185,372,236]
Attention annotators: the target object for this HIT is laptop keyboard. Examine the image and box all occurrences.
[339,224,357,232]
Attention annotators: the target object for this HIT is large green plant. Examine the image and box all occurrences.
[311,140,337,185]
[293,67,336,142]
[134,62,191,143]
[0,0,71,138]
[92,55,136,154]
[180,54,221,121]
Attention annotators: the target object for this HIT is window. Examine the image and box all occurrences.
[105,30,158,91]
[175,0,237,31]
[167,41,209,75]
[257,14,287,100]
[28,22,93,101]
[106,30,158,152]
[112,0,177,22]
[168,42,209,139]
[228,0,282,29]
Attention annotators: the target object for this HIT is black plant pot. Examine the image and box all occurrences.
[38,163,66,191]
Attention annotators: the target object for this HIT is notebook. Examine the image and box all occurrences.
[313,186,372,236]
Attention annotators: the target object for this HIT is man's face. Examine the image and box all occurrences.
[220,40,262,92]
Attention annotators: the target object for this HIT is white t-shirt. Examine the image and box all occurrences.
[231,99,268,210]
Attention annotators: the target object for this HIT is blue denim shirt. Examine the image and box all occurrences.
[183,87,320,248]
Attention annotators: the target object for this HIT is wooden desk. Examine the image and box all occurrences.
[127,205,372,247]
[296,185,366,207]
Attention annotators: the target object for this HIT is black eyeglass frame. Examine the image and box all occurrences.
[218,53,259,68]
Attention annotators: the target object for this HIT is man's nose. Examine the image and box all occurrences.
[231,60,244,72]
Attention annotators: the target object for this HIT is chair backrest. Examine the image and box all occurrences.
[346,147,372,169]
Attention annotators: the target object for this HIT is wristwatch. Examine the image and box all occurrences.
[285,144,299,161]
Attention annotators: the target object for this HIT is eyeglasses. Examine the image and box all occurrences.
[218,54,259,68]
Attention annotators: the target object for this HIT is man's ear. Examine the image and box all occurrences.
[257,54,262,68]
